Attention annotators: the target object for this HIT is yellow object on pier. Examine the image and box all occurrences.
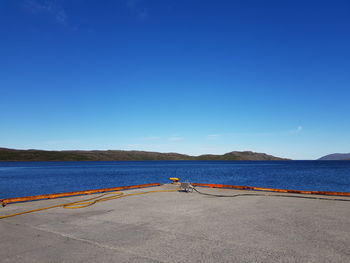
[169,177,179,183]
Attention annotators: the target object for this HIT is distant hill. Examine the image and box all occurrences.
[197,151,286,161]
[318,153,350,161]
[0,148,288,161]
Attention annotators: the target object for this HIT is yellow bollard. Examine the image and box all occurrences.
[169,177,179,184]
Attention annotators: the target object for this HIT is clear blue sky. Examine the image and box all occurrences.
[1,0,350,160]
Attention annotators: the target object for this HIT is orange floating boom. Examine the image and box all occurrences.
[0,183,161,206]
[191,183,350,196]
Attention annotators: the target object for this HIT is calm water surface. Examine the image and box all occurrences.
[0,161,349,198]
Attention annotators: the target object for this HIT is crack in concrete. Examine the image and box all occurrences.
[30,225,166,263]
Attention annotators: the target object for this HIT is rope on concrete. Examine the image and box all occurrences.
[0,190,177,220]
[192,187,350,201]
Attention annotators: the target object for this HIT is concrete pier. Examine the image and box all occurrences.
[1,184,349,262]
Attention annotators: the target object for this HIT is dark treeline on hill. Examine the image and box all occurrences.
[0,148,289,161]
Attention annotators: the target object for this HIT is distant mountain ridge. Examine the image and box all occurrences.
[0,148,289,161]
[318,153,350,161]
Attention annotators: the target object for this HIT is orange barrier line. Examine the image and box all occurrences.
[192,183,350,197]
[0,183,161,206]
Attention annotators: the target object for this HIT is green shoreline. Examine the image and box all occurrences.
[0,148,289,162]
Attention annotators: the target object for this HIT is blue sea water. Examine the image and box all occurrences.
[0,161,349,199]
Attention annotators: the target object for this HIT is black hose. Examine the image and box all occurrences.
[192,187,350,202]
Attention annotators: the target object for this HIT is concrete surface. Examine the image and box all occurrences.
[1,184,350,263]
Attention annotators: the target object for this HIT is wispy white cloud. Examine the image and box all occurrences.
[290,126,303,134]
[22,0,72,28]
